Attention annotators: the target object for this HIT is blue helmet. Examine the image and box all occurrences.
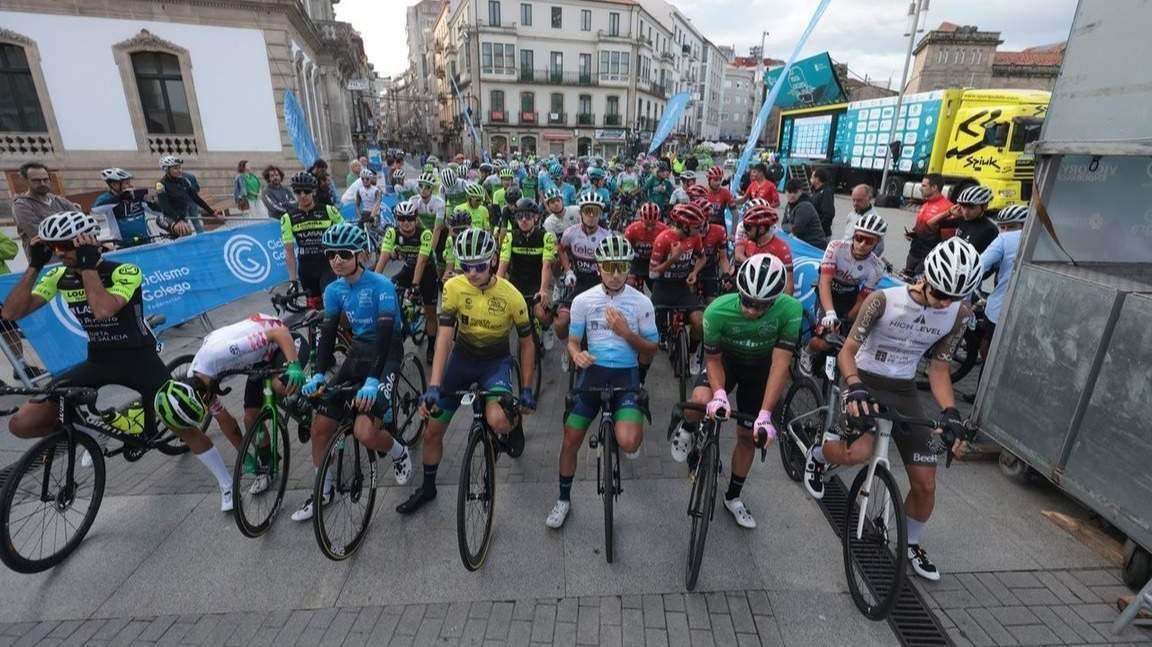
[321,223,368,251]
[549,162,562,176]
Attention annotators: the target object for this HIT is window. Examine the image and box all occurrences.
[579,53,591,81]
[581,9,591,32]
[551,6,562,29]
[482,43,492,71]
[550,51,563,81]
[607,95,619,115]
[131,51,192,134]
[521,91,535,112]
[0,43,47,132]
[598,51,630,79]
[550,92,564,113]
[609,12,620,36]
[578,94,591,114]
[488,0,501,26]
[490,90,505,112]
[520,49,534,74]
[482,43,515,74]
[520,3,532,26]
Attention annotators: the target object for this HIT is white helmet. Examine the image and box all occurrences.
[594,234,634,262]
[38,210,99,242]
[854,213,888,237]
[736,253,787,301]
[578,191,605,209]
[159,155,183,169]
[956,184,993,206]
[923,238,982,298]
[359,168,376,180]
[440,168,457,189]
[454,228,498,263]
[995,204,1029,224]
[101,168,133,182]
[394,201,418,218]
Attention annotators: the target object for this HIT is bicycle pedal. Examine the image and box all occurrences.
[588,436,599,449]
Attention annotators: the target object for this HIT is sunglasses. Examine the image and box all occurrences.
[598,261,629,275]
[739,295,774,311]
[515,212,538,221]
[928,287,957,303]
[396,215,417,222]
[461,261,490,274]
[324,249,356,261]
[47,242,74,253]
[853,234,879,245]
[293,189,313,195]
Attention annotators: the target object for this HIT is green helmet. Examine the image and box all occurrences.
[595,234,634,262]
[422,163,435,173]
[418,171,437,187]
[154,379,207,430]
[498,168,514,179]
[454,228,497,263]
[321,223,368,251]
[465,182,487,201]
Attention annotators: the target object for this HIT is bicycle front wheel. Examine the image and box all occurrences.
[314,427,378,561]
[777,378,823,482]
[233,410,290,538]
[392,353,427,447]
[0,431,106,573]
[843,464,908,620]
[601,422,619,564]
[457,426,496,571]
[675,329,690,402]
[685,434,718,590]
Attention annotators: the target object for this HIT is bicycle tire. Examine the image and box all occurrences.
[392,353,427,447]
[777,378,824,482]
[0,431,106,573]
[457,425,496,571]
[843,464,908,620]
[233,410,290,538]
[314,426,378,561]
[915,329,980,390]
[601,420,617,564]
[675,329,690,403]
[685,432,718,590]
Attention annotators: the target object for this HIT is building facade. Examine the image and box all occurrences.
[718,63,755,142]
[0,0,374,216]
[907,22,1064,93]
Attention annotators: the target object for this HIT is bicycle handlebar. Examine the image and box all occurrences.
[675,401,758,424]
[0,385,116,418]
[211,366,290,395]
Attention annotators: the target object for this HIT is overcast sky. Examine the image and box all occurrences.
[335,0,1078,89]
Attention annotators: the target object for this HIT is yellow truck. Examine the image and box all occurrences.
[775,88,1049,210]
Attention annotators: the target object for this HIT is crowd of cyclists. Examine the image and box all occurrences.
[3,146,1033,585]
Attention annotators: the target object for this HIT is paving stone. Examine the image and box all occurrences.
[1071,603,1119,624]
[1055,571,1104,603]
[513,600,536,622]
[995,572,1044,589]
[945,609,997,647]
[621,609,644,647]
[989,606,1041,626]
[599,623,622,647]
[931,588,984,609]
[1027,605,1091,645]
[579,597,598,607]
[13,623,57,647]
[751,616,779,646]
[1005,624,1060,646]
[47,621,82,640]
[367,610,401,646]
[552,622,577,647]
[412,615,444,647]
[396,605,426,636]
[601,596,622,626]
[643,595,666,629]
[442,602,470,638]
[486,602,514,640]
[704,592,728,615]
[744,592,771,617]
[735,633,762,647]
[622,595,643,610]
[646,628,669,647]
[506,620,532,647]
[663,594,685,613]
[666,612,690,647]
[725,593,755,635]
[1010,588,1061,606]
[688,629,715,647]
[708,614,738,647]
[557,598,579,624]
[468,601,492,619]
[350,606,385,635]
[530,604,556,643]
[966,607,1019,646]
[685,595,710,630]
[975,573,1023,606]
[459,618,487,647]
[424,603,448,620]
[957,573,998,606]
[577,605,600,645]
[1035,571,1090,604]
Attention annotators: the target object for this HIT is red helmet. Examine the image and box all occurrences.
[686,184,709,200]
[691,197,713,216]
[707,166,724,182]
[670,203,707,229]
[638,202,661,223]
[742,203,779,228]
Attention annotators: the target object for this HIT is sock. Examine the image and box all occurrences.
[725,474,745,501]
[638,362,651,384]
[387,441,407,460]
[812,446,826,463]
[316,466,334,498]
[423,463,439,492]
[197,447,232,491]
[907,517,926,546]
[559,474,574,502]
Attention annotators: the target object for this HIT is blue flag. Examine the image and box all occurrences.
[648,92,693,155]
[283,90,319,168]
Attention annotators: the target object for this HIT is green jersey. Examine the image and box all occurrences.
[702,292,802,362]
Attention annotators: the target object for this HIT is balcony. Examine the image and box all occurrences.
[596,29,632,42]
[477,19,517,34]
[519,69,597,86]
[547,112,567,125]
[604,114,622,126]
[598,72,630,88]
[488,110,508,124]
[520,111,538,124]
[480,66,518,81]
[660,51,675,63]
[576,113,595,126]
[0,132,55,156]
[650,83,667,99]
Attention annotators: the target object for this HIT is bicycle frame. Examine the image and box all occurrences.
[853,419,896,542]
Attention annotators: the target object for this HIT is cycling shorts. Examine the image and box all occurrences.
[651,280,702,312]
[556,277,599,310]
[299,260,336,302]
[393,265,439,306]
[433,351,514,423]
[629,258,650,279]
[693,358,770,429]
[823,370,941,467]
[314,340,402,424]
[698,272,722,301]
[53,348,170,435]
[565,365,644,431]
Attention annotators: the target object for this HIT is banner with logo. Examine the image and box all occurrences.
[647,91,693,155]
[0,222,288,374]
[284,90,319,168]
[764,51,845,110]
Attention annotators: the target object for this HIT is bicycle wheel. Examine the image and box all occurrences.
[0,431,106,573]
[843,464,908,620]
[314,426,378,561]
[915,329,980,390]
[457,426,496,571]
[777,378,824,482]
[675,329,690,403]
[233,410,290,538]
[392,354,427,447]
[685,432,718,590]
[601,421,618,564]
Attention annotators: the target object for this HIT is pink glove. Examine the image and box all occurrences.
[706,389,730,418]
[754,409,777,446]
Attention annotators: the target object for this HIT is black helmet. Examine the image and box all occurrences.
[514,198,540,215]
[505,187,522,203]
[290,171,317,190]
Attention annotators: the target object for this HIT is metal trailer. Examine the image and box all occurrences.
[973,0,1152,587]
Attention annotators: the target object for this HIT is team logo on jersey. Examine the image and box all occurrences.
[49,299,87,339]
[488,296,507,314]
[223,234,271,284]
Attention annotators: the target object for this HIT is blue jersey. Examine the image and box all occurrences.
[569,284,659,368]
[560,183,578,207]
[980,229,1021,325]
[322,270,402,341]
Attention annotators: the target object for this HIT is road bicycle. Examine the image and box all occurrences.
[512,294,545,398]
[400,288,428,346]
[656,306,695,403]
[672,401,756,590]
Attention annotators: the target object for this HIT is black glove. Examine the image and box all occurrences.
[939,406,967,446]
[75,245,101,270]
[843,382,876,430]
[27,242,53,270]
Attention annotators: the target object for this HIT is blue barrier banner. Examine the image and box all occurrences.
[284,90,319,168]
[0,222,288,375]
[784,231,899,317]
[732,0,832,193]
[647,92,693,155]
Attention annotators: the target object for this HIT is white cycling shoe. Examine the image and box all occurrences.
[248,475,270,496]
[723,498,756,529]
[545,500,571,529]
[393,449,413,485]
[670,423,694,463]
[291,490,332,522]
[220,489,234,513]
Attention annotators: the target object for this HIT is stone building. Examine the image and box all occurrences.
[907,22,1064,93]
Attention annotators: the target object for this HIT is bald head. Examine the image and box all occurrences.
[851,184,873,213]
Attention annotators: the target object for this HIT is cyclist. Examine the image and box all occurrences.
[458,182,494,233]
[670,254,800,529]
[154,156,212,237]
[693,197,732,304]
[545,235,659,529]
[649,202,709,357]
[376,201,438,364]
[705,166,736,230]
[2,211,235,511]
[542,187,580,240]
[554,192,612,371]
[670,170,697,205]
[805,237,980,581]
[491,168,519,208]
[439,210,474,282]
[643,162,675,216]
[399,229,536,515]
[92,168,160,248]
[280,172,345,310]
[734,202,794,296]
[391,168,419,201]
[932,184,1000,254]
[412,171,447,263]
[441,169,468,212]
[798,213,888,376]
[497,198,556,341]
[341,168,385,226]
[624,202,667,291]
[292,223,414,521]
[587,167,612,205]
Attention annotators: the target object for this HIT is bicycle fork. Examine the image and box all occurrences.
[854,420,894,541]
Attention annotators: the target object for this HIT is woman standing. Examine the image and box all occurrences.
[233,160,265,217]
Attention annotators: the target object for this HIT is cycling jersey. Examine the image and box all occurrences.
[650,228,703,281]
[443,184,468,210]
[280,204,344,261]
[189,314,284,379]
[521,175,539,200]
[33,261,155,351]
[850,286,971,381]
[341,181,383,215]
[323,271,402,342]
[819,239,885,314]
[644,176,675,211]
[560,182,577,207]
[623,221,667,276]
[569,284,659,369]
[544,207,580,239]
[439,275,531,358]
[455,203,492,232]
[561,224,611,285]
[980,229,1021,325]
[706,187,735,225]
[92,189,157,246]
[500,227,557,294]
[699,224,728,276]
[381,225,433,269]
[702,292,802,362]
[741,233,794,269]
[745,179,779,205]
[410,194,446,232]
[616,172,640,195]
[392,180,419,201]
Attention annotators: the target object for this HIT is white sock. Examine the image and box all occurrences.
[321,467,334,497]
[197,447,232,492]
[388,441,407,460]
[812,446,826,463]
[907,517,926,546]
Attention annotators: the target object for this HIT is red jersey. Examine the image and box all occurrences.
[650,228,703,281]
[743,234,793,269]
[705,187,734,224]
[746,179,780,206]
[623,220,667,262]
[914,194,953,235]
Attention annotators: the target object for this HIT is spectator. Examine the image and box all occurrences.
[232,160,264,217]
[154,156,214,238]
[809,167,835,237]
[11,162,79,253]
[260,165,294,218]
[346,160,362,188]
[684,155,699,172]
[782,179,827,249]
[738,163,780,207]
[308,159,336,207]
[902,173,953,277]
[842,184,885,256]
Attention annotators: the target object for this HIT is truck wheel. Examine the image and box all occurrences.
[1122,539,1151,589]
[998,450,1031,484]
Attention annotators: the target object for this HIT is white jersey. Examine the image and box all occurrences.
[543,206,580,239]
[852,287,966,381]
[568,284,660,369]
[189,314,285,379]
[819,240,885,296]
[410,194,446,226]
[561,224,611,278]
[341,180,384,214]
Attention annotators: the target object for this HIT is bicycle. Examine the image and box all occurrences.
[513,294,545,398]
[400,288,428,346]
[0,384,192,573]
[777,334,841,483]
[568,385,647,564]
[656,306,694,403]
[311,382,379,561]
[444,384,520,571]
[672,401,757,590]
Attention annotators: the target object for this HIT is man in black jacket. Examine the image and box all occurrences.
[782,179,828,249]
[809,167,836,237]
